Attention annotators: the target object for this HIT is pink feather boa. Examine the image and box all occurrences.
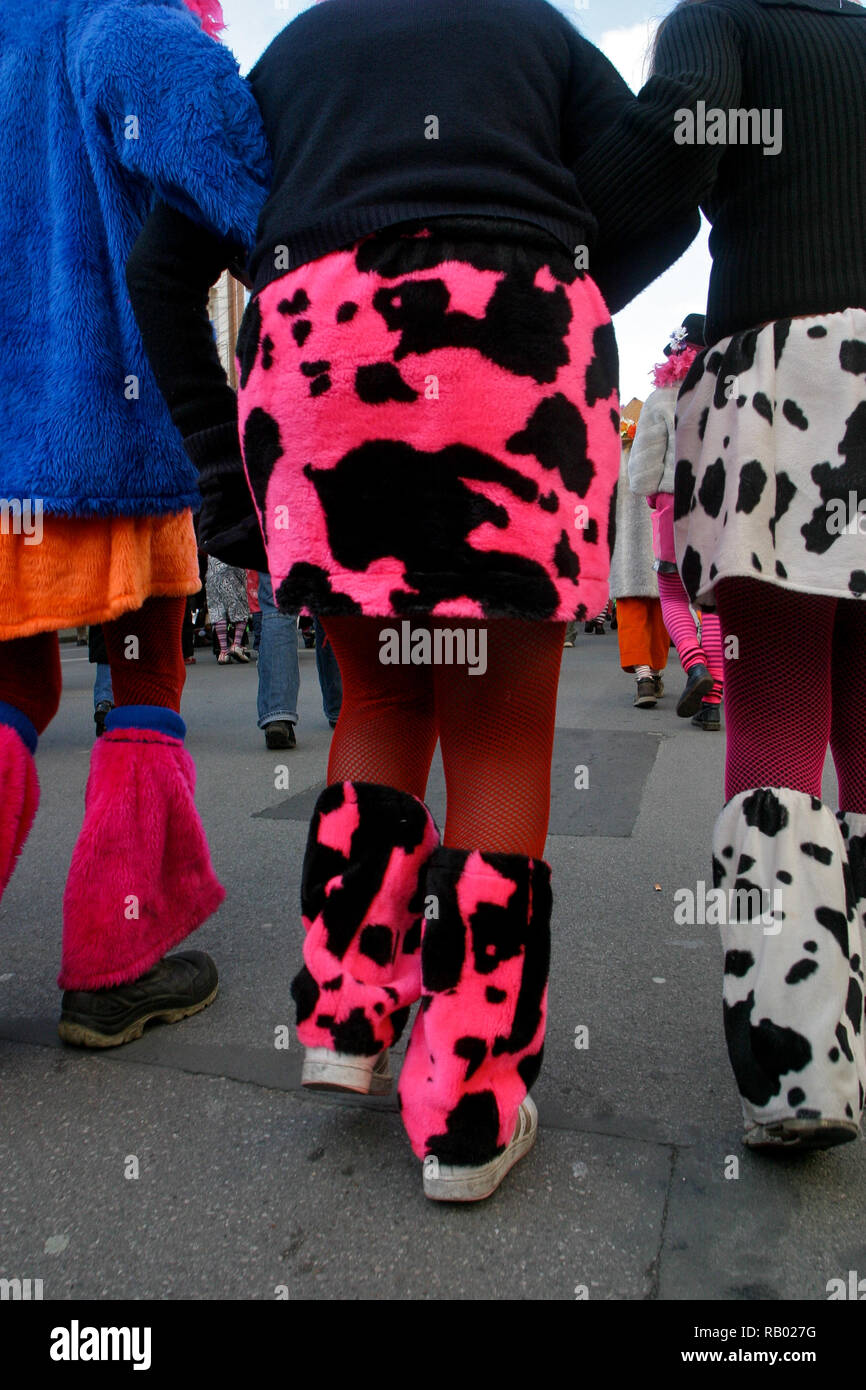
[651,345,699,388]
[183,0,226,39]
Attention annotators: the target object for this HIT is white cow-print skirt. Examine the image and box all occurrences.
[673,307,866,608]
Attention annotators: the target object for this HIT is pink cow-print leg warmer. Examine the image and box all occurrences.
[399,848,551,1164]
[291,781,441,1054]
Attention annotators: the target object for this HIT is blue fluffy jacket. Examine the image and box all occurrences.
[0,0,270,517]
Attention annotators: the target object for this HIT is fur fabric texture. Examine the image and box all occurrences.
[0,0,269,519]
[291,781,441,1054]
[628,385,679,497]
[714,788,866,1135]
[238,224,620,621]
[60,723,225,989]
[0,724,40,905]
[398,848,551,1164]
[0,510,199,641]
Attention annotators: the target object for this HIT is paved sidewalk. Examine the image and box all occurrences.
[1,634,863,1300]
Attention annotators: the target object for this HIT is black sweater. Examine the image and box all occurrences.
[245,0,681,297]
[575,0,866,344]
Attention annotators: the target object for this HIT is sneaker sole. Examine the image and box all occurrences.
[676,673,714,717]
[633,696,658,708]
[301,1048,392,1095]
[58,983,218,1049]
[744,1118,860,1153]
[423,1098,538,1202]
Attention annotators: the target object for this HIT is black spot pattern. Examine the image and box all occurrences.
[506,394,596,496]
[236,297,263,389]
[742,788,788,835]
[840,339,866,376]
[724,949,754,977]
[426,1090,503,1166]
[735,460,767,514]
[584,322,618,407]
[801,402,866,554]
[752,392,773,424]
[553,529,580,581]
[279,290,310,315]
[782,399,809,431]
[800,841,833,865]
[697,459,726,518]
[785,959,818,985]
[355,362,418,403]
[724,992,812,1107]
[359,924,393,965]
[242,408,284,546]
[454,1036,487,1081]
[815,905,850,958]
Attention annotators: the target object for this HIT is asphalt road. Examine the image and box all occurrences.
[1,630,863,1301]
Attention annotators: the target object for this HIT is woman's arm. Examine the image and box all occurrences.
[127,201,267,570]
[561,21,704,312]
[572,4,743,258]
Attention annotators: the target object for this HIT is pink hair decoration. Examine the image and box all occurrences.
[183,0,226,39]
[651,345,699,388]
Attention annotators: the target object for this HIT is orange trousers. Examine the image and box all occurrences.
[615,596,670,673]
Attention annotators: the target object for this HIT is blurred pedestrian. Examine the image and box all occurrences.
[206,556,250,664]
[88,626,114,737]
[628,316,724,729]
[608,399,671,707]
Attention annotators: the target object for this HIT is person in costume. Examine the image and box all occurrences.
[628,314,725,730]
[608,398,672,708]
[575,0,866,1151]
[128,0,697,1199]
[0,0,269,1045]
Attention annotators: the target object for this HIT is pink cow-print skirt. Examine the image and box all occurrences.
[236,218,620,622]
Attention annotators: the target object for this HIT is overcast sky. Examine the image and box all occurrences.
[218,0,711,404]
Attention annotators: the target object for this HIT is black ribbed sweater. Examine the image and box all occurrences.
[575,0,866,344]
[246,0,665,299]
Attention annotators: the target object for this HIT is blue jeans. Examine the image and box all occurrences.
[315,617,343,724]
[257,572,299,729]
[93,663,113,708]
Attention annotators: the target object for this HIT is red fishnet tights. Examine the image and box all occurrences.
[715,578,866,811]
[321,617,565,857]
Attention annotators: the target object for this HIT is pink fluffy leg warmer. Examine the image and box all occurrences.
[60,726,225,990]
[291,781,441,1054]
[399,848,551,1164]
[0,724,39,905]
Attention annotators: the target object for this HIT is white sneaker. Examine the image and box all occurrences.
[422,1095,538,1202]
[301,1047,392,1095]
